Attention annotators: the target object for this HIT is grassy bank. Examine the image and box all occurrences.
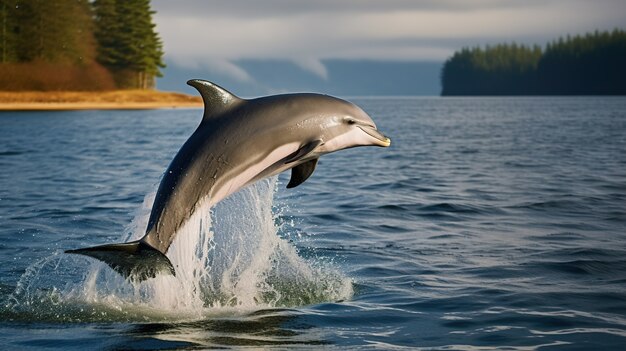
[0,90,203,111]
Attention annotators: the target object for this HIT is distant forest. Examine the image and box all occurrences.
[441,29,626,95]
[0,0,164,91]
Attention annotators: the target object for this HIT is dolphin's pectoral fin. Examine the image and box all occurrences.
[65,240,175,282]
[287,158,319,188]
[285,139,322,164]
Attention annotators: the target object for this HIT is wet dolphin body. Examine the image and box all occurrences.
[66,79,390,281]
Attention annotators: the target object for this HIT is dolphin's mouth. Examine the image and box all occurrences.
[359,125,391,147]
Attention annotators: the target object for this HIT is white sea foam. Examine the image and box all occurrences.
[6,177,352,322]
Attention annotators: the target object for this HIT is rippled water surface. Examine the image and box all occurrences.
[1,97,625,350]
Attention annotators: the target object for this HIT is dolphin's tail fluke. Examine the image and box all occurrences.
[65,240,176,282]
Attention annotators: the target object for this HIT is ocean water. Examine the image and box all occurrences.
[0,97,625,350]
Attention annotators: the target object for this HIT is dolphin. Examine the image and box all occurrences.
[66,79,390,281]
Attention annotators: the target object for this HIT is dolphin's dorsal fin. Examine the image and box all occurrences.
[187,79,242,120]
[287,158,318,188]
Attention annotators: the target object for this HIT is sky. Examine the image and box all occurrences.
[152,0,626,93]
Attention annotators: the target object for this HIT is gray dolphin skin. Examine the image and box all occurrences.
[66,79,391,281]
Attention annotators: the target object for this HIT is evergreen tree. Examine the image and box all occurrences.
[441,29,626,95]
[0,0,167,91]
[93,0,165,89]
[12,0,93,64]
[92,0,121,67]
[441,44,541,95]
[0,0,18,63]
[538,29,626,94]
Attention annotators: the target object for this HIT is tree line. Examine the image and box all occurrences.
[0,0,164,90]
[441,29,626,95]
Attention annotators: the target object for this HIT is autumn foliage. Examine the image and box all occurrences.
[0,0,164,91]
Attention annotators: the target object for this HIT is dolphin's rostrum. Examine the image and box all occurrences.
[66,79,391,281]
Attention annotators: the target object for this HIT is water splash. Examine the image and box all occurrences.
[3,178,352,322]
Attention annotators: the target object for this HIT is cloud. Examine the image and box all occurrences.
[167,54,253,82]
[153,0,626,68]
[152,0,584,19]
[293,58,328,80]
[203,60,253,83]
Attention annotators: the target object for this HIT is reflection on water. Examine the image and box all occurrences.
[133,310,328,348]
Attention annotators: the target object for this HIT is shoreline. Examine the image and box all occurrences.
[0,102,203,111]
[0,90,203,111]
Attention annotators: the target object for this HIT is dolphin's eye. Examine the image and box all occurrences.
[346,118,357,125]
